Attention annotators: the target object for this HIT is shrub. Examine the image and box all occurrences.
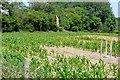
[58,26,64,32]
[71,26,78,32]
[24,23,35,32]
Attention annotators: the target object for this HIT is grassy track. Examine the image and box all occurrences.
[2,32,119,78]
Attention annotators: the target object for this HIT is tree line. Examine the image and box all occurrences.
[1,1,118,33]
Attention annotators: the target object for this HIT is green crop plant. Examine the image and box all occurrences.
[2,32,118,78]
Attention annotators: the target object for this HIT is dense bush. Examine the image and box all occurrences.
[24,23,34,32]
[71,26,78,32]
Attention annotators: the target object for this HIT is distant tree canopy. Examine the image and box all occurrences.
[1,1,117,33]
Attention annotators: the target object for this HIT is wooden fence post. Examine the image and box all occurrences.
[0,63,1,80]
[24,57,30,79]
[0,53,1,80]
[100,39,103,57]
[105,40,108,56]
[114,40,117,58]
[110,40,113,57]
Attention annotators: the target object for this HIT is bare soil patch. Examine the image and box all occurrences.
[43,45,118,65]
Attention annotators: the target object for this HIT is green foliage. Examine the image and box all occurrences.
[71,26,78,32]
[2,14,20,32]
[2,32,118,78]
[57,27,64,32]
[2,14,13,32]
[49,14,58,31]
[104,15,116,33]
[90,16,102,32]
[24,23,34,32]
[2,2,117,33]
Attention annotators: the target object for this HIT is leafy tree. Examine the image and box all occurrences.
[89,16,102,32]
[2,1,117,33]
[104,15,116,32]
[49,14,58,31]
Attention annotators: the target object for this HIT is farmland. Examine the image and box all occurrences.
[1,1,119,79]
[2,32,118,78]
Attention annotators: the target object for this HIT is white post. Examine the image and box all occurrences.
[100,39,103,57]
[105,40,108,56]
[56,15,59,32]
[0,50,1,80]
[110,40,112,57]
[114,41,117,58]
[56,15,59,27]
[0,60,1,80]
[24,57,30,79]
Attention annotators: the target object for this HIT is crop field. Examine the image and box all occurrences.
[2,32,119,78]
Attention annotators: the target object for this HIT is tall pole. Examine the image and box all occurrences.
[110,40,113,57]
[56,15,59,32]
[100,39,103,57]
[105,40,108,56]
